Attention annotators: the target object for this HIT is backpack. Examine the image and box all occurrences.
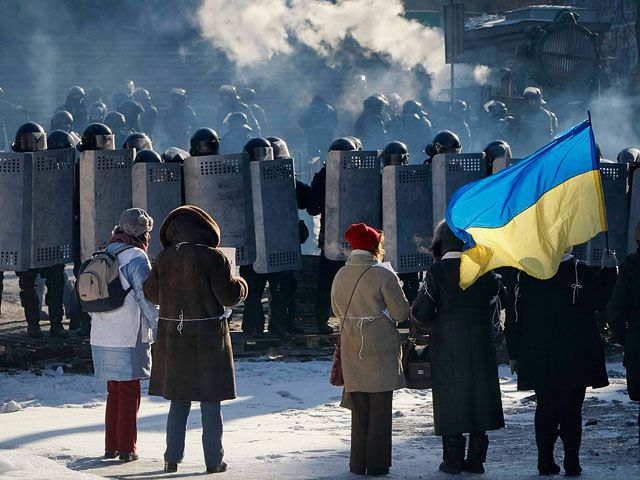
[76,245,134,313]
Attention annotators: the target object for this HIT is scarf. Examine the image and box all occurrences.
[109,230,149,252]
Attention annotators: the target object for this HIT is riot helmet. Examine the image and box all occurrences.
[617,147,640,164]
[122,79,136,96]
[11,122,47,152]
[387,93,402,114]
[104,111,126,133]
[219,84,238,102]
[162,147,190,163]
[484,100,508,117]
[363,94,388,112]
[118,100,143,125]
[453,99,468,113]
[345,136,363,151]
[86,86,103,104]
[134,149,162,164]
[80,123,115,151]
[88,101,107,123]
[425,130,461,159]
[240,88,256,104]
[51,110,74,132]
[170,88,187,108]
[381,141,409,166]
[328,137,357,152]
[132,88,151,106]
[243,137,273,162]
[523,86,545,105]
[403,100,424,116]
[123,132,153,151]
[47,130,76,150]
[67,85,85,106]
[189,128,220,157]
[484,140,512,163]
[225,112,249,130]
[265,136,290,159]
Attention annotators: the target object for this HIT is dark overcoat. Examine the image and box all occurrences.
[412,255,505,436]
[607,253,640,400]
[505,257,609,392]
[144,206,248,402]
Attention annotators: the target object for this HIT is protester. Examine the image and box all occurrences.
[88,208,158,462]
[143,206,248,474]
[331,223,411,476]
[412,220,505,475]
[506,247,612,475]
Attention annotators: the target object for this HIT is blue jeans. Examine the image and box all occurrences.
[164,400,224,468]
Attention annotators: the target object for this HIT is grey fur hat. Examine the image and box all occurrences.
[117,208,153,237]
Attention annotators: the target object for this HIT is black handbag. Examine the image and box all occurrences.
[402,326,432,389]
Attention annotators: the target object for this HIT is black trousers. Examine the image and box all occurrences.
[314,253,344,325]
[16,264,65,327]
[239,265,291,333]
[349,391,393,471]
[0,271,4,314]
[534,387,586,449]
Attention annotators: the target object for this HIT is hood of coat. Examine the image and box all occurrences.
[159,205,220,248]
[441,224,464,255]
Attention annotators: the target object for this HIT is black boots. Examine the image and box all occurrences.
[536,431,561,475]
[463,433,489,474]
[560,430,582,476]
[439,435,466,474]
[50,320,68,338]
[206,462,227,473]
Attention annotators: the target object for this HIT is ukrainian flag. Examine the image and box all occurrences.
[446,117,607,290]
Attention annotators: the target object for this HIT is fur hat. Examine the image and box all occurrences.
[117,208,153,238]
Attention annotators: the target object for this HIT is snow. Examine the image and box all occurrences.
[0,361,638,479]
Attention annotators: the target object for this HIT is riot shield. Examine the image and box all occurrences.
[79,149,134,261]
[30,148,75,268]
[629,167,640,253]
[582,163,628,265]
[0,152,30,271]
[431,152,487,229]
[250,158,302,273]
[324,150,381,261]
[382,163,433,273]
[132,162,183,259]
[183,153,255,266]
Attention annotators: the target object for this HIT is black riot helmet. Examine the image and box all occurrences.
[402,100,424,116]
[265,136,290,159]
[50,110,73,132]
[484,140,512,163]
[346,136,363,151]
[67,85,85,105]
[162,147,190,163]
[132,87,151,106]
[189,128,220,157]
[123,132,153,151]
[523,86,545,105]
[425,130,462,158]
[363,94,388,112]
[47,130,77,150]
[88,101,107,123]
[80,123,115,151]
[118,100,143,125]
[170,88,187,108]
[104,111,126,133]
[328,137,357,152]
[617,147,640,164]
[381,141,409,167]
[225,112,249,130]
[240,88,256,104]
[484,100,507,117]
[243,137,274,162]
[134,149,162,164]
[12,122,47,152]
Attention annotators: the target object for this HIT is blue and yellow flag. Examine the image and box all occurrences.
[446,117,607,289]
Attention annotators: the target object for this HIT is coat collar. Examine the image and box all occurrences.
[347,250,377,266]
[442,251,461,260]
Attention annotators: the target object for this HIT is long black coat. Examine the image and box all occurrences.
[412,257,505,436]
[505,258,609,392]
[607,253,640,400]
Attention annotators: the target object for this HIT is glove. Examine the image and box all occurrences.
[601,249,618,269]
[509,359,519,375]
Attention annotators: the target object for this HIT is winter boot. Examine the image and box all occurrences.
[206,462,227,473]
[366,467,390,476]
[536,431,561,475]
[560,429,582,476]
[164,462,178,473]
[463,433,489,474]
[104,451,118,459]
[27,324,44,339]
[119,452,138,462]
[50,320,68,339]
[439,435,465,474]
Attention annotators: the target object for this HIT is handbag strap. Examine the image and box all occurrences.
[338,266,374,339]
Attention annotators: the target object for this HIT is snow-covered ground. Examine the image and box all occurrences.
[1,360,638,479]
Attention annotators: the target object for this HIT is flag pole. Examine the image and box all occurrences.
[588,109,608,251]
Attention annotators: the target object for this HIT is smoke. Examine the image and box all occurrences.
[196,0,455,93]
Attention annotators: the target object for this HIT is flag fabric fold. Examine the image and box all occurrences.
[446,117,607,290]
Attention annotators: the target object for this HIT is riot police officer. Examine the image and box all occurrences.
[298,95,338,161]
[47,130,79,150]
[88,101,107,124]
[354,95,388,150]
[617,147,640,164]
[50,110,82,145]
[134,149,162,164]
[483,100,512,145]
[123,132,153,151]
[55,86,89,132]
[162,88,198,150]
[389,100,433,162]
[133,88,158,137]
[162,147,189,163]
[220,112,253,154]
[306,137,359,334]
[515,87,558,157]
[11,123,68,338]
[217,85,259,134]
[118,100,143,133]
[104,111,130,148]
[189,128,219,157]
[424,130,462,163]
[240,88,267,134]
[484,140,513,175]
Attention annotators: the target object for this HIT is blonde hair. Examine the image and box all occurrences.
[368,230,385,261]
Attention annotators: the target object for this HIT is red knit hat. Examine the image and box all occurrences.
[345,223,381,251]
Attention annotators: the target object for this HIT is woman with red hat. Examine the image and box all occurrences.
[331,223,411,476]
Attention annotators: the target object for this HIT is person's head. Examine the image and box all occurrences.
[47,130,77,150]
[123,132,153,151]
[363,94,388,113]
[80,123,115,151]
[190,128,220,157]
[265,136,290,159]
[132,87,151,106]
[243,137,273,162]
[170,88,187,108]
[133,149,162,164]
[225,112,249,130]
[88,101,107,123]
[346,136,363,151]
[50,110,73,132]
[381,141,409,166]
[345,223,384,261]
[114,207,154,248]
[239,87,256,104]
[12,122,47,152]
[430,220,464,261]
[484,140,512,163]
[219,84,238,103]
[403,100,424,116]
[523,86,545,106]
[425,130,461,158]
[162,147,190,163]
[117,100,143,126]
[484,100,507,118]
[617,147,640,164]
[328,137,357,152]
[66,85,85,106]
[104,111,126,133]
